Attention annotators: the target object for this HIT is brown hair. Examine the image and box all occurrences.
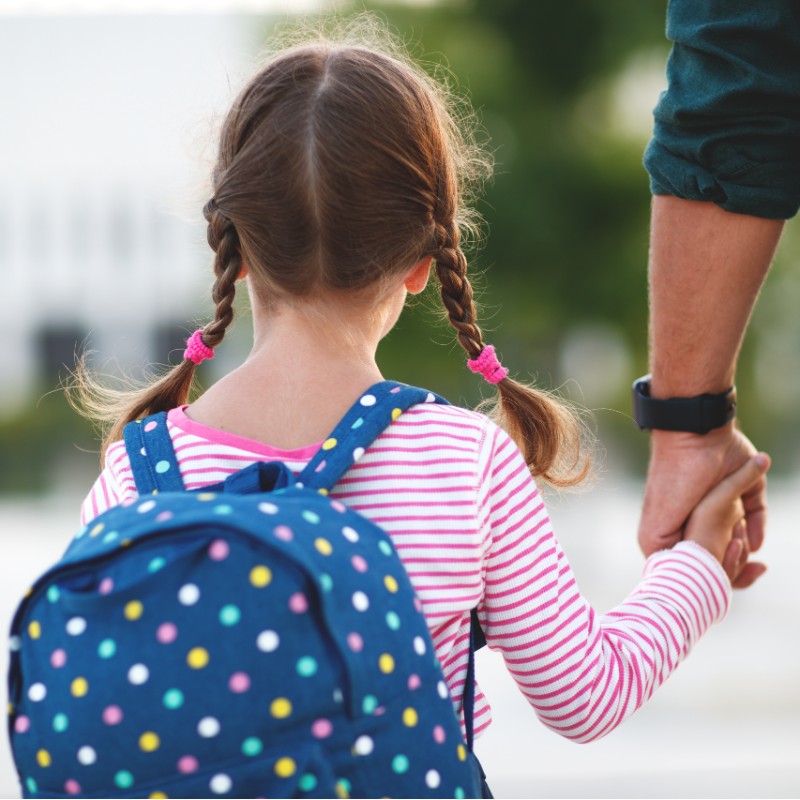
[72,18,589,487]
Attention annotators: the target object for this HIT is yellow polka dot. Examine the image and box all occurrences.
[139,732,160,752]
[270,698,292,719]
[336,780,350,799]
[317,488,329,496]
[314,538,333,556]
[384,575,399,593]
[457,743,467,761]
[36,749,51,768]
[249,565,272,588]
[7,703,14,716]
[28,621,41,640]
[274,757,296,778]
[402,707,418,727]
[322,438,338,451]
[187,647,209,669]
[391,408,402,421]
[121,539,132,548]
[378,653,395,674]
[124,600,143,621]
[89,523,104,537]
[24,587,33,598]
[149,793,168,799]
[71,677,89,698]
[197,493,216,501]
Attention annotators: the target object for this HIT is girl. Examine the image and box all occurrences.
[75,18,765,789]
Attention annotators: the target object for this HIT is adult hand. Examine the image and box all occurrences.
[638,424,768,588]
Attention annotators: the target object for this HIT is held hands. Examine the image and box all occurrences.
[683,451,770,584]
[639,425,770,588]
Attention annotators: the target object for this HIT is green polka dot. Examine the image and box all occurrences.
[114,770,134,790]
[241,737,263,757]
[52,713,68,733]
[378,541,393,556]
[46,586,60,603]
[155,460,171,474]
[163,689,184,710]
[391,754,409,774]
[98,639,117,658]
[147,556,166,573]
[302,511,320,524]
[320,573,333,592]
[213,504,234,515]
[103,531,119,544]
[299,773,317,792]
[219,604,241,626]
[337,778,351,794]
[25,778,37,794]
[455,788,465,799]
[296,657,318,677]
[362,694,378,714]
[386,611,401,630]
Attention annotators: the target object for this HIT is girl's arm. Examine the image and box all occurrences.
[475,424,733,743]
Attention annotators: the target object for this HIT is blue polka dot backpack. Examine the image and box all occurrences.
[7,382,489,799]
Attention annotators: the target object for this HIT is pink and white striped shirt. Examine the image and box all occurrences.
[82,401,730,743]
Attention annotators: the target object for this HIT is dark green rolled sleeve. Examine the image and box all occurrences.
[644,0,800,219]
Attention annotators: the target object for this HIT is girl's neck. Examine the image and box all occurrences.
[185,289,397,450]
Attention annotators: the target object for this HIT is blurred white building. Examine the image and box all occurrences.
[0,14,258,416]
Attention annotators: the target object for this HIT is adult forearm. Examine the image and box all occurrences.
[648,195,783,398]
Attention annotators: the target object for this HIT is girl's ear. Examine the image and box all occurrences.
[404,256,432,295]
[238,260,249,281]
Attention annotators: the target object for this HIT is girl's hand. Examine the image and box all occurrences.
[684,453,771,585]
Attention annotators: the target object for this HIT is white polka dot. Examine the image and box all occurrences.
[425,769,441,789]
[66,617,87,636]
[352,591,369,612]
[425,392,436,403]
[137,500,156,514]
[413,636,426,655]
[333,688,343,703]
[353,735,374,756]
[359,394,376,406]
[258,502,279,515]
[198,716,220,737]
[210,773,232,795]
[342,526,359,543]
[128,663,149,685]
[257,630,280,652]
[178,583,200,606]
[77,746,97,765]
[28,683,46,702]
[352,447,365,462]
[437,680,449,699]
[9,636,21,652]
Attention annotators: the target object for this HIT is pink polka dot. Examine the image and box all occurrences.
[98,577,114,595]
[433,725,446,744]
[65,780,81,795]
[351,555,368,573]
[408,674,421,690]
[390,387,401,393]
[156,622,178,644]
[144,421,158,432]
[177,755,199,774]
[330,500,346,513]
[102,705,123,725]
[14,716,30,734]
[413,597,423,613]
[50,648,67,669]
[208,539,230,561]
[156,511,174,523]
[228,672,251,693]
[311,719,333,739]
[289,593,308,613]
[374,706,386,716]
[274,525,293,542]
[314,460,327,473]
[346,632,363,652]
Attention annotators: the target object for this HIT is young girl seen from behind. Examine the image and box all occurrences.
[66,17,766,797]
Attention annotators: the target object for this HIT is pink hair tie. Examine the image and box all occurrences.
[467,344,508,385]
[184,329,215,365]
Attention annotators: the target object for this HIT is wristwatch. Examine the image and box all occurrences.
[632,375,736,434]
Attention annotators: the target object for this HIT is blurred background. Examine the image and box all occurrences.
[1,0,798,797]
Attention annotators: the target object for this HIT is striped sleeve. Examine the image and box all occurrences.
[475,425,731,743]
[79,441,132,525]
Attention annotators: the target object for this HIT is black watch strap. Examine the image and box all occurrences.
[632,375,736,434]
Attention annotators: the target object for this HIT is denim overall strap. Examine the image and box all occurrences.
[122,412,185,495]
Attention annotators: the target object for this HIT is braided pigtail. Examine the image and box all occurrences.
[68,199,242,460]
[434,221,589,488]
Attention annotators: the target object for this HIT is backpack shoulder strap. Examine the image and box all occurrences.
[122,411,185,495]
[298,381,448,492]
